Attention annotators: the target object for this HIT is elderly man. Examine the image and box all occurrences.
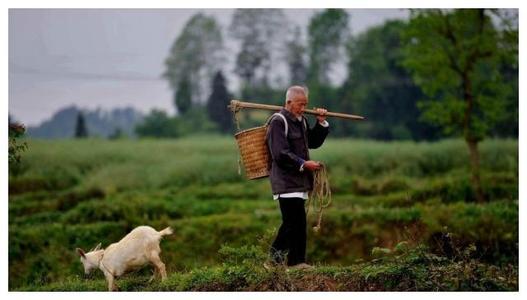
[265,85,329,270]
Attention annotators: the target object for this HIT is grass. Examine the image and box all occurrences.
[18,244,517,291]
[8,136,518,291]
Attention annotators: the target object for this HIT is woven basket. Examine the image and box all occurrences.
[234,125,270,180]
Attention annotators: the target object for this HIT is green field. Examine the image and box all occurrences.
[8,136,518,291]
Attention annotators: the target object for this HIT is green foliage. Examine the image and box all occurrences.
[207,71,233,133]
[9,123,28,174]
[219,244,267,267]
[394,241,410,253]
[371,247,391,258]
[305,84,339,118]
[401,9,516,141]
[155,9,518,143]
[401,9,518,202]
[135,108,218,138]
[18,244,517,291]
[341,20,440,140]
[8,137,517,290]
[490,10,518,138]
[135,109,179,138]
[174,107,219,137]
[175,76,192,114]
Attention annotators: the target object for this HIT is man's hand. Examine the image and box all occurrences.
[303,160,322,171]
[314,108,327,124]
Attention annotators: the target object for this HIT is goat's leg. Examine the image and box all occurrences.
[149,251,167,281]
[148,267,159,283]
[104,271,118,291]
[110,278,119,291]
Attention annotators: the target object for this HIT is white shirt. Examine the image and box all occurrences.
[273,192,308,200]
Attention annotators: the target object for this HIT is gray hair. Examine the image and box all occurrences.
[285,86,309,103]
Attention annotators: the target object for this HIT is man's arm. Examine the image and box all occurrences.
[307,120,329,149]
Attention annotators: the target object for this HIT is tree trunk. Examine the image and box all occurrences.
[461,54,485,203]
[466,139,485,202]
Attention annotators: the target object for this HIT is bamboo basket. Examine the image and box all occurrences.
[234,125,270,180]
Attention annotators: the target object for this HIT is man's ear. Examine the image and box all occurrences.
[76,248,86,258]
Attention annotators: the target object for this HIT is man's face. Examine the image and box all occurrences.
[288,94,308,118]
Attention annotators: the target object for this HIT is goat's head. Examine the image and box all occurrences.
[76,243,102,275]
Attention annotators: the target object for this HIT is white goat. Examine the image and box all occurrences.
[76,225,173,291]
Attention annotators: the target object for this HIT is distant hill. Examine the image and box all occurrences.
[27,106,144,139]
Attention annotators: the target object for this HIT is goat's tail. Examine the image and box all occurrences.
[158,227,173,238]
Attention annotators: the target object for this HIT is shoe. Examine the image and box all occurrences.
[286,263,315,272]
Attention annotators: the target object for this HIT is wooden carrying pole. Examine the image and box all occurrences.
[229,99,365,121]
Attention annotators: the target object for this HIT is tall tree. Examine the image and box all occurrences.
[490,9,519,138]
[206,71,232,133]
[229,9,289,90]
[164,13,224,113]
[307,9,350,86]
[234,36,267,88]
[402,9,518,202]
[74,112,88,138]
[175,76,192,115]
[340,20,440,140]
[285,26,307,85]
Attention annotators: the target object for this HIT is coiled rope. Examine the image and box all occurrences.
[307,163,332,233]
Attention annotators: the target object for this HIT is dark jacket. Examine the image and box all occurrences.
[266,108,329,195]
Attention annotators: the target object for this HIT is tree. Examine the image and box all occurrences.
[490,9,519,138]
[305,9,350,112]
[206,71,233,133]
[401,9,518,202]
[285,26,308,84]
[164,13,224,113]
[135,109,179,138]
[8,120,28,168]
[135,108,217,139]
[307,9,350,86]
[340,20,440,140]
[175,76,193,115]
[234,36,267,88]
[74,112,88,138]
[229,9,289,91]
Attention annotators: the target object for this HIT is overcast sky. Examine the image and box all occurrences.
[9,9,409,126]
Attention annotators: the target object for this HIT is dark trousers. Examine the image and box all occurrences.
[270,197,307,266]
